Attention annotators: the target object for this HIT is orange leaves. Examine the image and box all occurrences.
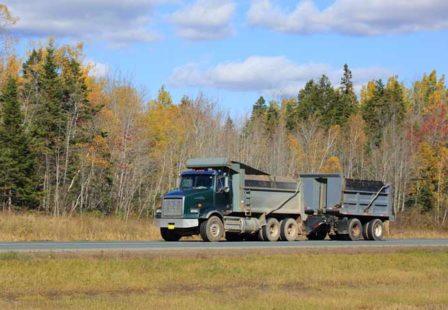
[320,156,342,173]
[416,103,448,146]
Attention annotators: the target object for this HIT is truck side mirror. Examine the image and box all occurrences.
[224,176,230,193]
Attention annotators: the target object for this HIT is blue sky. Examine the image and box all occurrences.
[6,0,448,117]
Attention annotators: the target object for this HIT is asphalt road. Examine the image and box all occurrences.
[0,239,448,252]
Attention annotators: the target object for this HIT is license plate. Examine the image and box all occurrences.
[168,224,175,230]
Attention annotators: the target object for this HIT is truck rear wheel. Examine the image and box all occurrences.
[362,221,370,240]
[200,216,224,242]
[261,218,281,242]
[367,219,384,241]
[280,218,298,241]
[160,228,181,242]
[348,218,362,241]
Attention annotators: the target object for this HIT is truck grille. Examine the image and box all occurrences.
[162,198,184,218]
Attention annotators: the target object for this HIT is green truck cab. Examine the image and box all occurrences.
[154,168,232,241]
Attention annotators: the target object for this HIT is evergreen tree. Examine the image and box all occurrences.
[362,77,407,146]
[22,41,98,213]
[292,75,338,128]
[340,64,354,95]
[252,96,267,119]
[0,77,39,209]
[266,100,280,134]
[336,64,358,125]
[362,79,386,146]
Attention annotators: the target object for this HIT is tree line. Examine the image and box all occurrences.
[0,40,446,224]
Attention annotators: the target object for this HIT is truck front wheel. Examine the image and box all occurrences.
[200,216,224,242]
[160,228,181,242]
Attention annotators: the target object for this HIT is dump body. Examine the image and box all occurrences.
[300,174,393,241]
[300,174,393,220]
[242,175,300,215]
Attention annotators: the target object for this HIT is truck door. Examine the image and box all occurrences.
[215,176,232,213]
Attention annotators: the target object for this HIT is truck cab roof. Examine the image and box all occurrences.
[180,170,218,176]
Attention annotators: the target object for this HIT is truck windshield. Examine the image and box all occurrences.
[180,174,214,190]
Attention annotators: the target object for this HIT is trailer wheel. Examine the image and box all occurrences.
[367,219,384,241]
[261,218,281,242]
[200,216,224,242]
[362,221,370,240]
[160,228,181,242]
[280,218,298,241]
[226,232,244,242]
[347,218,362,241]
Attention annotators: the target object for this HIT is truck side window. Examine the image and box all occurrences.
[216,177,225,192]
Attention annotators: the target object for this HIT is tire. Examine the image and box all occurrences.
[306,225,327,240]
[258,229,265,241]
[226,232,244,242]
[200,216,224,242]
[160,228,181,242]
[362,221,370,240]
[280,218,298,241]
[347,218,362,241]
[261,218,281,242]
[367,219,384,241]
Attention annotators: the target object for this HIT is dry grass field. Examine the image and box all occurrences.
[0,249,447,309]
[1,212,448,241]
[0,212,159,241]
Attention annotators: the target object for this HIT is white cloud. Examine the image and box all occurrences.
[248,0,448,35]
[4,0,176,44]
[85,59,110,79]
[169,56,390,96]
[170,0,235,40]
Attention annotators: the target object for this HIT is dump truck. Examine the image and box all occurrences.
[154,158,394,242]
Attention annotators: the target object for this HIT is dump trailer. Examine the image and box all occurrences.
[154,158,305,242]
[301,174,394,241]
[154,158,393,242]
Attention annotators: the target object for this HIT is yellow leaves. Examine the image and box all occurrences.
[287,133,303,163]
[360,80,376,105]
[414,70,447,113]
[0,4,18,27]
[144,103,186,160]
[320,156,342,173]
[344,113,366,146]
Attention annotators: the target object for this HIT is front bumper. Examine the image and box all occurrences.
[154,218,199,228]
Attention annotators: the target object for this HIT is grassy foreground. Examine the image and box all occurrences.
[1,212,448,241]
[0,212,159,241]
[0,250,447,309]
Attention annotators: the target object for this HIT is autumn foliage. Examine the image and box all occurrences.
[0,37,446,226]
